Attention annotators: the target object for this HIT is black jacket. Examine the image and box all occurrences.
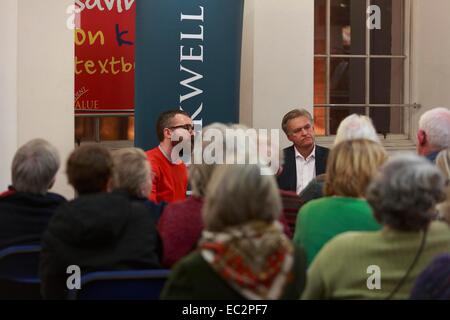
[39,192,162,299]
[277,145,329,193]
[0,190,66,249]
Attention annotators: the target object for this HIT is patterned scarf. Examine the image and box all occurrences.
[199,221,294,300]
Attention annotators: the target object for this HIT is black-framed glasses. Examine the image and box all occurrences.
[169,124,195,132]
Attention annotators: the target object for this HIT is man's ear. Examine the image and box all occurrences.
[163,127,172,140]
[417,129,427,146]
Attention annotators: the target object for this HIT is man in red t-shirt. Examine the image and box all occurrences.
[146,110,194,203]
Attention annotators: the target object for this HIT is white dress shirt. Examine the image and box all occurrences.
[295,146,316,194]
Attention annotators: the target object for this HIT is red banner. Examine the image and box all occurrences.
[74,0,135,113]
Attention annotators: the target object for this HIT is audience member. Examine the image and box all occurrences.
[303,154,450,299]
[0,139,66,248]
[334,114,380,146]
[112,147,166,223]
[161,164,306,299]
[410,253,450,300]
[40,144,161,299]
[299,114,381,203]
[294,139,386,265]
[66,144,113,195]
[417,107,450,163]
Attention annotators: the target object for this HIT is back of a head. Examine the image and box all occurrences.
[334,114,380,146]
[190,123,230,197]
[66,144,113,195]
[203,164,282,232]
[324,139,387,198]
[419,107,450,150]
[367,154,446,231]
[112,148,152,198]
[11,138,60,194]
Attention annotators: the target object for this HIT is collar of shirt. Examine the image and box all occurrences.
[159,145,186,166]
[159,145,172,162]
[295,145,316,162]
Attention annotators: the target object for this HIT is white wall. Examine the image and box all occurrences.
[240,0,314,148]
[0,0,18,190]
[411,0,450,137]
[0,0,74,198]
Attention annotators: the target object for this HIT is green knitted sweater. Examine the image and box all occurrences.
[294,197,381,266]
[302,221,450,300]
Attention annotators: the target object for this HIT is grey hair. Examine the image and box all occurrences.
[190,123,230,197]
[367,153,446,231]
[191,123,270,196]
[11,139,60,194]
[419,107,450,150]
[112,148,152,198]
[334,114,380,146]
[202,164,282,232]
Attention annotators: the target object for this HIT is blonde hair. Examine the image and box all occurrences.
[436,149,450,223]
[324,139,388,198]
[203,164,282,232]
[112,148,152,198]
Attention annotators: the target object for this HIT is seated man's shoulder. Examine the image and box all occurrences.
[282,145,294,153]
[316,144,330,153]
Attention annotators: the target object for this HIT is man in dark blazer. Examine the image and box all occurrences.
[277,109,329,194]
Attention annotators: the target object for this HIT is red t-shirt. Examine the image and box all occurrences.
[146,147,188,204]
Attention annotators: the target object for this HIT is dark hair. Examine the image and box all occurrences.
[366,154,446,231]
[156,109,190,142]
[66,144,113,195]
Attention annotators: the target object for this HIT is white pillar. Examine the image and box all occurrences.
[0,0,75,198]
[0,0,18,191]
[16,0,75,198]
[240,0,314,148]
[411,0,450,137]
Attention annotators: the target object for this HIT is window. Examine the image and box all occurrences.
[314,0,413,138]
[75,115,134,145]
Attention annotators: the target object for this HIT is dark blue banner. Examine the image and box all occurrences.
[135,0,244,150]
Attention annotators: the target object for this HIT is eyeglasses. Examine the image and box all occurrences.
[169,124,195,132]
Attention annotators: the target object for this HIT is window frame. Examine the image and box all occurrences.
[75,113,135,144]
[314,0,417,143]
